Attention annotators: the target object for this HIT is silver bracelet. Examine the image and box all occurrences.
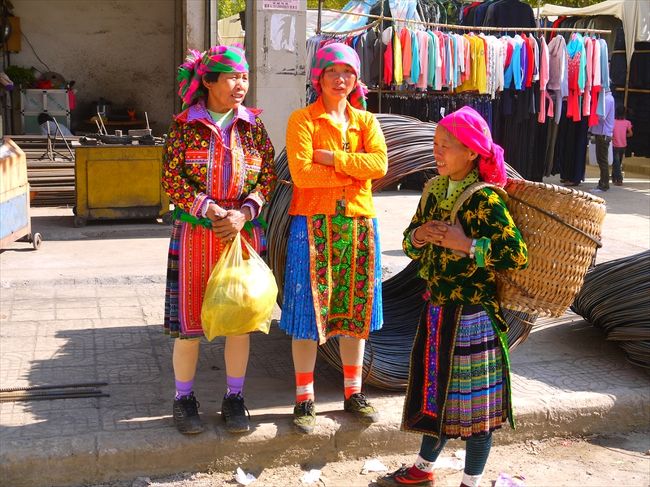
[468,238,477,259]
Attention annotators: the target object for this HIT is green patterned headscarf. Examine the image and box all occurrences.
[177,44,249,108]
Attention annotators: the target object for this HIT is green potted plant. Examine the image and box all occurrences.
[4,65,36,88]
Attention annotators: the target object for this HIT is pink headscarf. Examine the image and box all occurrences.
[310,42,368,110]
[438,106,507,186]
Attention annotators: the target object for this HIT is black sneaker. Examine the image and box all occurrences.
[293,399,316,434]
[344,392,379,423]
[221,393,250,433]
[172,392,205,435]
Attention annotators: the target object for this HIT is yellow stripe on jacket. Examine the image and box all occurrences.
[285,98,388,217]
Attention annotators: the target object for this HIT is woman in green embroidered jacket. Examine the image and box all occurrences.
[378,107,528,487]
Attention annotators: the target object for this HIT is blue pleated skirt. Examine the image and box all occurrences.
[279,215,383,341]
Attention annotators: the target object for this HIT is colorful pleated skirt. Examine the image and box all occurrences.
[439,304,507,438]
[279,214,383,341]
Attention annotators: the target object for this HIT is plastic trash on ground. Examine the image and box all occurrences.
[300,469,321,484]
[361,458,388,474]
[494,472,526,487]
[235,467,256,485]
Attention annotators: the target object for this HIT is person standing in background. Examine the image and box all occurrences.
[611,105,633,186]
[590,88,615,192]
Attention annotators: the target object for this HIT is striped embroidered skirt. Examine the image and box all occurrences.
[279,215,383,341]
[441,304,507,438]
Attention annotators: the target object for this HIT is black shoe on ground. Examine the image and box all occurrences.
[172,392,205,435]
[344,392,379,423]
[293,399,317,434]
[221,393,250,433]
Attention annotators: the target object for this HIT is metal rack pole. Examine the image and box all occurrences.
[317,0,323,35]
[378,0,384,113]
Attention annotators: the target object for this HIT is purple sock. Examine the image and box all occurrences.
[226,375,245,397]
[175,379,194,400]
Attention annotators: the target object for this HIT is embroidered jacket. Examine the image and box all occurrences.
[162,101,276,218]
[402,170,528,331]
[161,101,276,336]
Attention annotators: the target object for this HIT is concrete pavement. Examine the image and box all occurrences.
[0,167,649,487]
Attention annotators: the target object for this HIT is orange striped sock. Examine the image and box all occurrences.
[343,364,362,399]
[295,371,314,403]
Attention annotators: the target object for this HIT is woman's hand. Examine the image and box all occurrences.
[211,209,248,240]
[205,203,227,221]
[313,149,335,167]
[414,220,473,254]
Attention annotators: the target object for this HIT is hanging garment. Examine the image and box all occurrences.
[566,34,585,122]
[588,37,602,127]
[393,27,404,84]
[483,0,536,29]
[582,37,593,119]
[400,27,413,83]
[416,30,429,89]
[538,36,553,123]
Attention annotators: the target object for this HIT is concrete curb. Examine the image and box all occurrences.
[2,388,649,487]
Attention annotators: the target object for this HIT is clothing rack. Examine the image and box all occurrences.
[316,4,612,112]
[322,7,612,35]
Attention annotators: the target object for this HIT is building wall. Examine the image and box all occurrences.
[9,0,177,135]
[245,1,307,152]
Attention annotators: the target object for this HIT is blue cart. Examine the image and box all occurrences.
[0,139,42,250]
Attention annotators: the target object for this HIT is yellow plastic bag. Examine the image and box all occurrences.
[201,233,278,340]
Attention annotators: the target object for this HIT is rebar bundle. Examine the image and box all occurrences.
[571,250,650,369]
[265,114,536,390]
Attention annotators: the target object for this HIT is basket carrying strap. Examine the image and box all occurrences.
[449,182,508,224]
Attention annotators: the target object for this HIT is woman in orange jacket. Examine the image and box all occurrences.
[279,42,388,434]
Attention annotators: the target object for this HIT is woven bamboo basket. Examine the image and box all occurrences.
[497,179,607,317]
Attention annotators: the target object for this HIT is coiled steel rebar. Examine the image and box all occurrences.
[266,114,536,390]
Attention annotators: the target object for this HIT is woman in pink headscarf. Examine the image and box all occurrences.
[378,107,528,487]
[279,42,388,434]
[161,44,276,436]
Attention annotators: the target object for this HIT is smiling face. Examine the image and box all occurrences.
[433,125,478,181]
[202,71,249,112]
[319,63,357,103]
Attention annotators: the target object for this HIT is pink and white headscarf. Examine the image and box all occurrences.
[438,106,507,186]
[310,42,368,110]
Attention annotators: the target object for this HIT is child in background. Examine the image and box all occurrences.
[612,106,633,186]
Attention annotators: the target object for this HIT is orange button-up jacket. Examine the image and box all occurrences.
[286,98,388,217]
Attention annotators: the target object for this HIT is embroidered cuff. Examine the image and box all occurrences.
[241,201,258,221]
[200,198,215,218]
[243,193,263,218]
[191,193,211,218]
